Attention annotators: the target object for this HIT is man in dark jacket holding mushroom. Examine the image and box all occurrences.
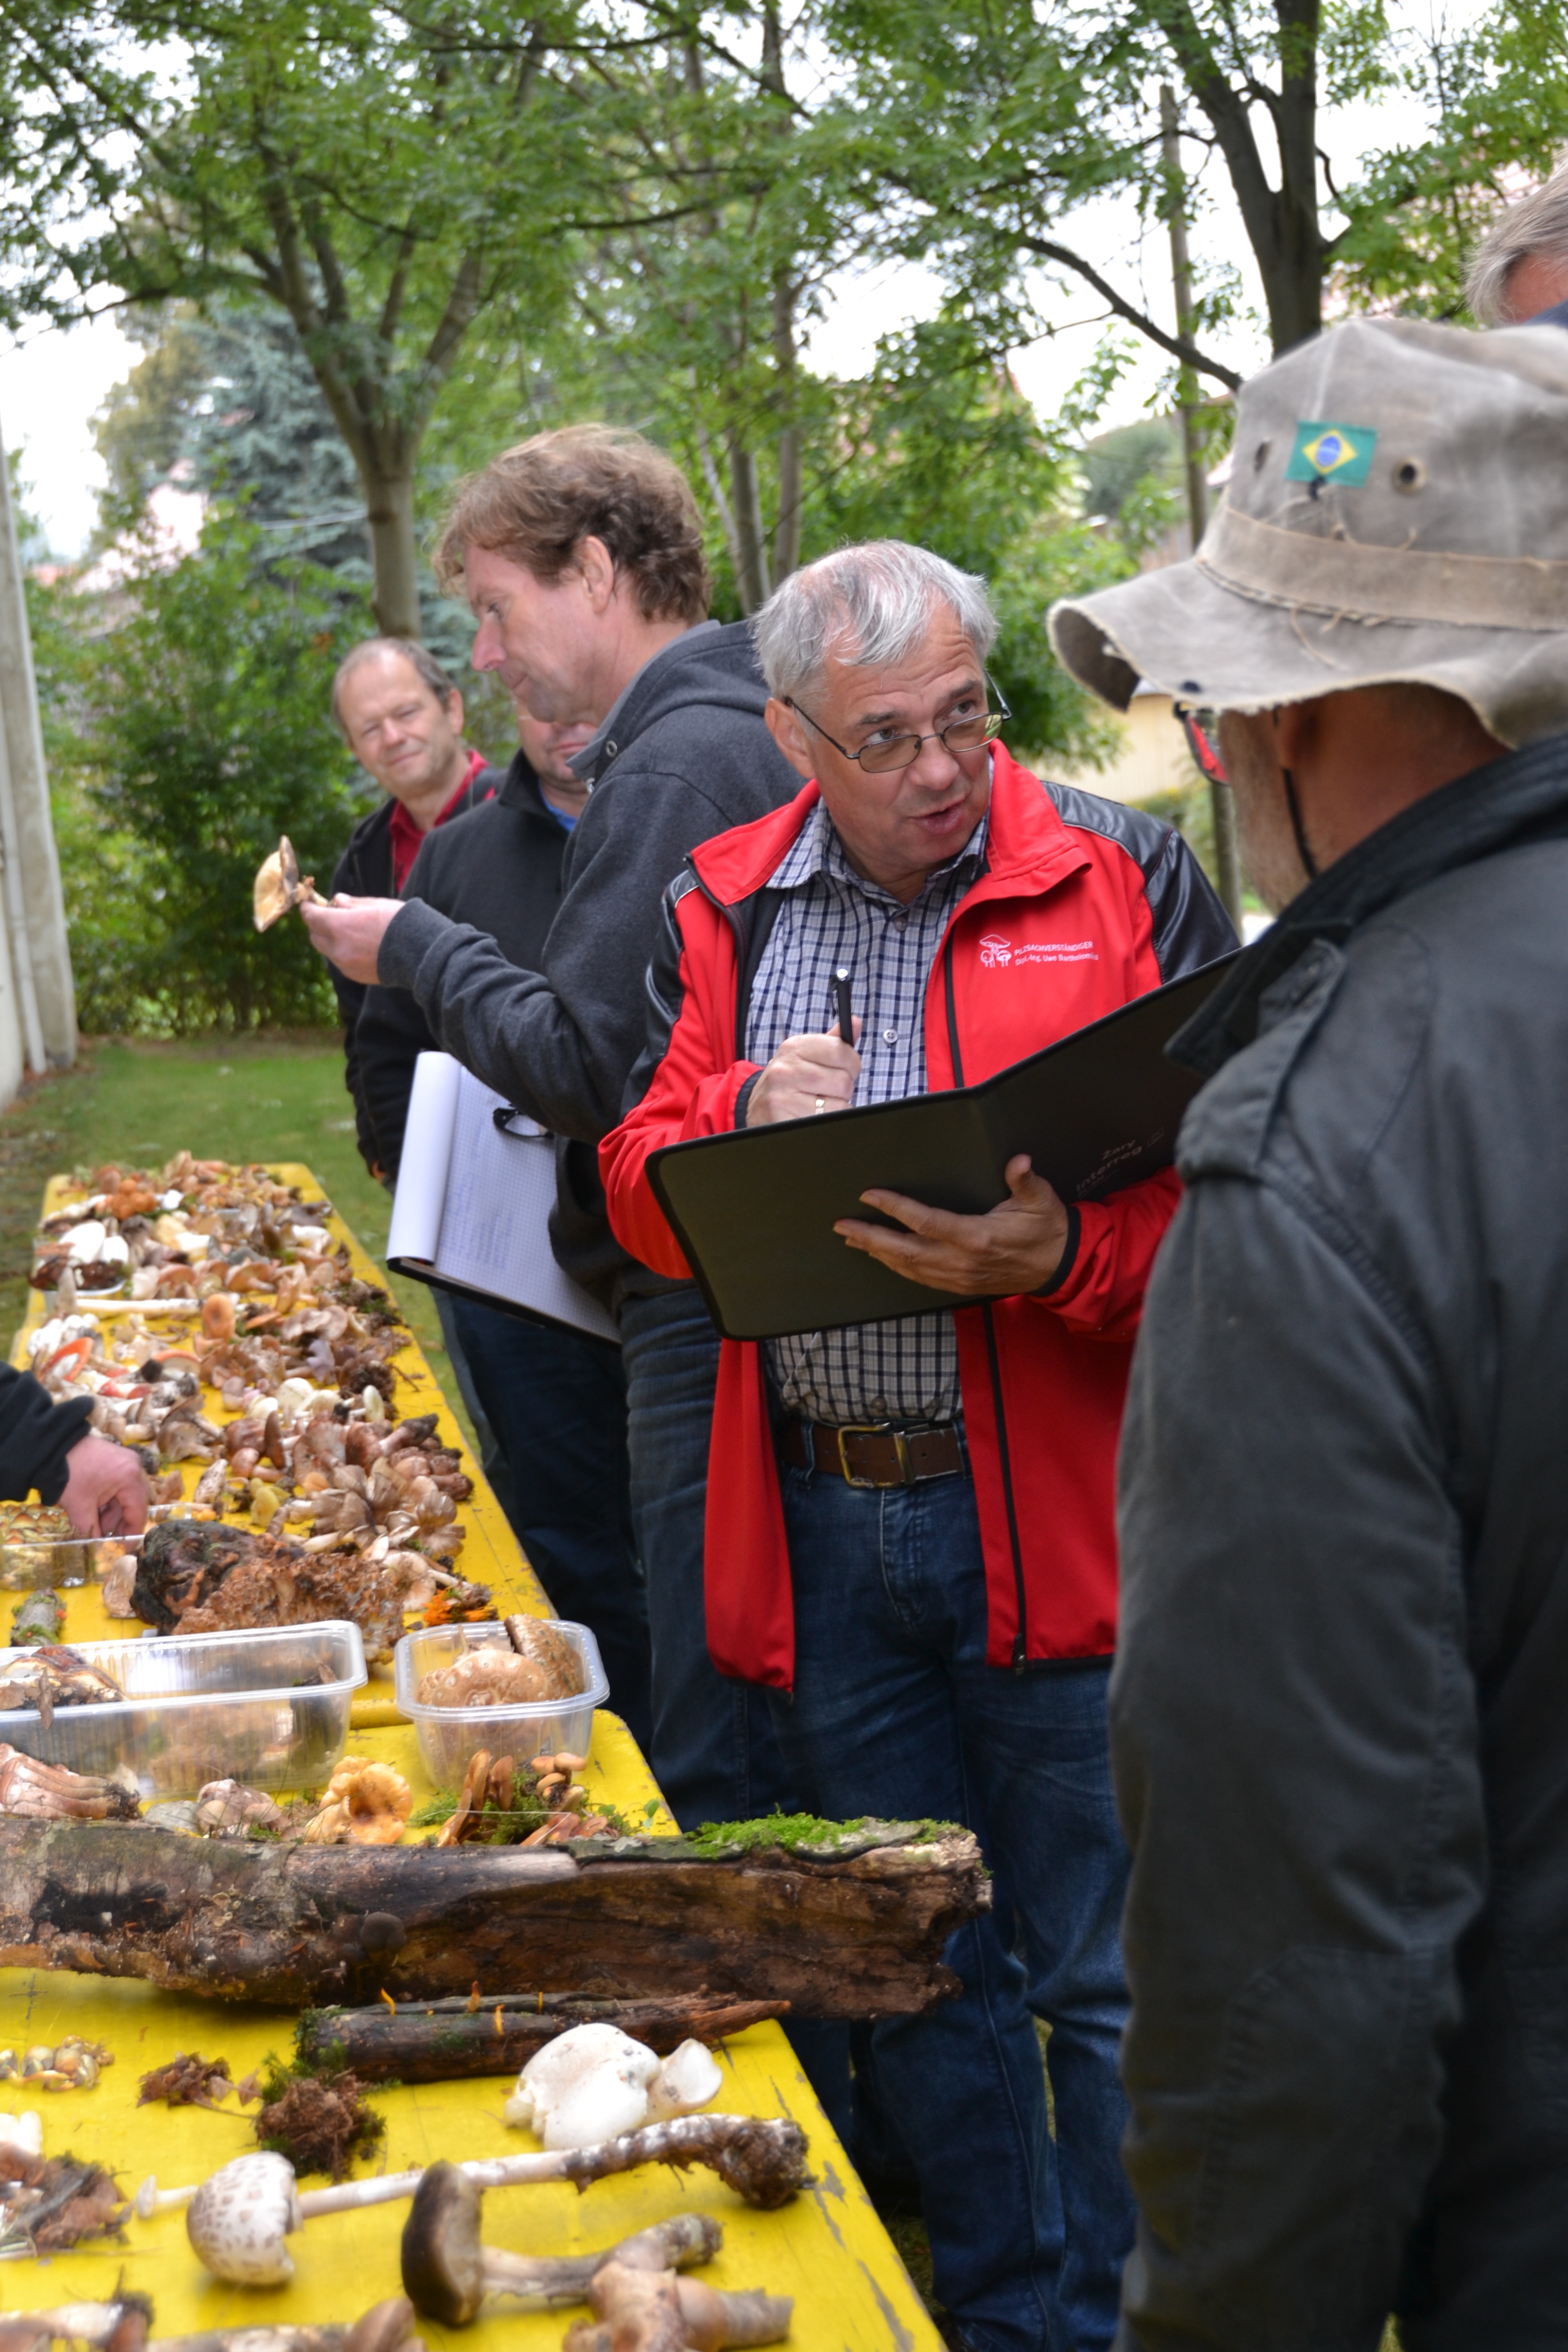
[1049,314,1568,2347]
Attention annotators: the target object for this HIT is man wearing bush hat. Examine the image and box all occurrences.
[1049,312,1568,2348]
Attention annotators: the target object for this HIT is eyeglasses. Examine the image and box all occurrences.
[1174,701,1228,788]
[785,694,1009,775]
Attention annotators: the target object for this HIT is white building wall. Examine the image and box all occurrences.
[0,412,76,1106]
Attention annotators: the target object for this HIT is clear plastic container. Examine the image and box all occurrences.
[394,1619,607,1787]
[0,1620,366,1797]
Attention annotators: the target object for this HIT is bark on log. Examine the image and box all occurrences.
[297,1994,790,2084]
[0,1820,985,2015]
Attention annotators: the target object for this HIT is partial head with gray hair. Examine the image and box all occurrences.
[753,541,997,706]
[1466,160,1568,324]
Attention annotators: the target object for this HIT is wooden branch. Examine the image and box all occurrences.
[297,1992,790,2084]
[0,1820,986,2015]
[1015,233,1243,387]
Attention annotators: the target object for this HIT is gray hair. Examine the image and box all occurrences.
[330,636,458,737]
[1466,160,1568,323]
[752,541,998,704]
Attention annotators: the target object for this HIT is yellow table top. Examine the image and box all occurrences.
[2,1166,939,2347]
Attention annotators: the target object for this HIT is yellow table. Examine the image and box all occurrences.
[3,1168,939,2348]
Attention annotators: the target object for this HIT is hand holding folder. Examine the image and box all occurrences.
[647,955,1235,1342]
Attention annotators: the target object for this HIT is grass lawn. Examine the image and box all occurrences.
[0,1028,474,1448]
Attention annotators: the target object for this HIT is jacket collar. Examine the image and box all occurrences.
[496,747,569,827]
[690,742,1089,908]
[571,620,725,787]
[1173,728,1568,1079]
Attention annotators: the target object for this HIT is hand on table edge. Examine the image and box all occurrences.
[300,894,404,986]
[59,1430,151,1536]
[835,1154,1071,1297]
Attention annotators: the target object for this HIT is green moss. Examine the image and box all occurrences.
[681,1812,962,1856]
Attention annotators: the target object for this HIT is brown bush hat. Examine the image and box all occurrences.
[1048,315,1568,748]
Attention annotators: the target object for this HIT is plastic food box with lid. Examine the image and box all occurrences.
[394,1618,607,1784]
[0,1620,366,1796]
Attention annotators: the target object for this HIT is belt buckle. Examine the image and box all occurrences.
[835,1422,911,1488]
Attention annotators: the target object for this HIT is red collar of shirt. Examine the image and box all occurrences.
[387,749,490,892]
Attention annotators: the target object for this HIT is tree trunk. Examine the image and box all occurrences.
[0,1819,986,2015]
[1161,84,1243,931]
[360,464,422,639]
[727,442,771,615]
[297,1991,789,2084]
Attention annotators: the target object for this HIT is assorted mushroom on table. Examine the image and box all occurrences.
[0,1158,805,2335]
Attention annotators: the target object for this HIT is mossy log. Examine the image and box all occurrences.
[0,1818,986,2015]
[296,1991,790,2083]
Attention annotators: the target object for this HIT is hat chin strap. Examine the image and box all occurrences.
[1281,767,1319,883]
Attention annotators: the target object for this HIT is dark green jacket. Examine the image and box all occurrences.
[1113,730,1568,2352]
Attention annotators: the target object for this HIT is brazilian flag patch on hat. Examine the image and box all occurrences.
[1285,421,1378,485]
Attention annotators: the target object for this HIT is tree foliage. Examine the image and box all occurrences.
[0,0,598,632]
[37,512,370,1034]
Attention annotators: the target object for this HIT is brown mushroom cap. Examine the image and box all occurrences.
[400,2162,487,2325]
[503,1616,585,1699]
[416,1650,552,1709]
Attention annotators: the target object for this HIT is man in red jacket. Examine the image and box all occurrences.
[600,541,1234,2352]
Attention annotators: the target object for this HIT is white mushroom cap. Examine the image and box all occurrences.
[647,2039,724,2120]
[186,2150,302,2285]
[503,2023,663,2150]
[0,2109,42,2157]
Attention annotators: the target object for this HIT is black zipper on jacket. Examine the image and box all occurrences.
[942,932,1029,1671]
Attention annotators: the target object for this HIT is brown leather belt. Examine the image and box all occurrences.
[778,1418,967,1488]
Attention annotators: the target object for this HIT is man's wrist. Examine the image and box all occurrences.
[1033,1204,1082,1298]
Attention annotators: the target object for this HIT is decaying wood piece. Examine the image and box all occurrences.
[297,1993,789,2085]
[0,1819,985,2015]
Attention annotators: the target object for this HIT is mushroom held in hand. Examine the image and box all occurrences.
[253,837,317,932]
[503,2025,722,2149]
[185,2150,302,2285]
[399,2162,721,2324]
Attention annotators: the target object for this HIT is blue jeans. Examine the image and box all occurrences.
[446,1290,651,1756]
[433,1286,511,1514]
[772,1457,1135,2352]
[618,1285,795,1831]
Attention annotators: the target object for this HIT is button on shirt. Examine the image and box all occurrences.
[745,796,990,1427]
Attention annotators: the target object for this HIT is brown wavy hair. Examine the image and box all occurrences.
[433,425,710,623]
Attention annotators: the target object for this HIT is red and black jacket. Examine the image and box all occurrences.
[600,748,1235,1686]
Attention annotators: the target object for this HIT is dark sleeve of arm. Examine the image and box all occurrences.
[1110,1177,1484,2349]
[0,1363,94,1504]
[378,769,740,1146]
[354,983,438,1184]
[1145,821,1239,978]
[328,965,378,1173]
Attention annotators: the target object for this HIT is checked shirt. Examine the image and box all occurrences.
[745,794,990,1428]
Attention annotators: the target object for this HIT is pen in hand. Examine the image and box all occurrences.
[834,966,854,1047]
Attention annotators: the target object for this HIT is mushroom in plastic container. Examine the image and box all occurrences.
[502,2024,723,2150]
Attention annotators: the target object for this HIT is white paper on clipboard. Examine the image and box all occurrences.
[387,1052,620,1345]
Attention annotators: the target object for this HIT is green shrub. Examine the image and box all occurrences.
[42,510,371,1033]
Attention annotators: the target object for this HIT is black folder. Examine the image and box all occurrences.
[647,953,1236,1341]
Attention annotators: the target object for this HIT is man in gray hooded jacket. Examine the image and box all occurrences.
[303,426,802,1841]
[1050,315,1568,2349]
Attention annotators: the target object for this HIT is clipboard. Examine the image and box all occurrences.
[387,1054,620,1344]
[646,954,1235,1341]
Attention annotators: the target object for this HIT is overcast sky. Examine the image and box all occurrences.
[0,15,1480,558]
